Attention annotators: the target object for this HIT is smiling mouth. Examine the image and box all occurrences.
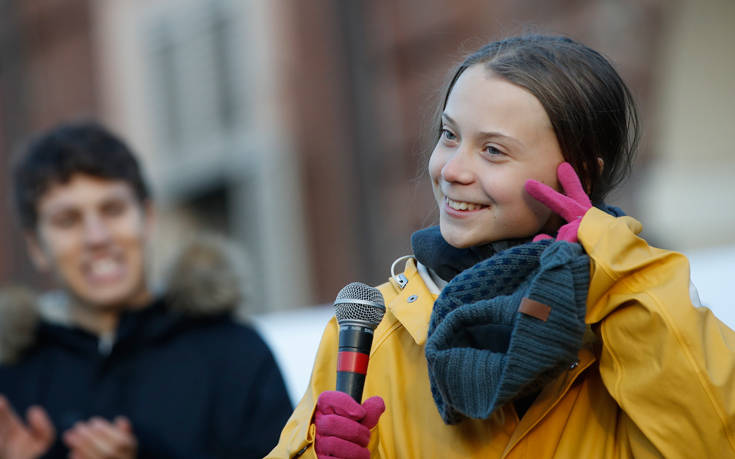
[85,257,126,283]
[445,197,488,211]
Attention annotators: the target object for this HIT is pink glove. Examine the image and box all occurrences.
[314,391,385,459]
[524,162,592,243]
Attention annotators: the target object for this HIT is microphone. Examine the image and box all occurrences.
[333,282,386,402]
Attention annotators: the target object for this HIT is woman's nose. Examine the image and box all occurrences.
[441,149,474,185]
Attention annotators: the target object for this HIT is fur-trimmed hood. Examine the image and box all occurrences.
[0,237,250,364]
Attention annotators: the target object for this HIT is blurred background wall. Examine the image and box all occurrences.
[1,0,733,313]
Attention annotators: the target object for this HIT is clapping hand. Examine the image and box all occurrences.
[63,416,138,459]
[0,395,55,459]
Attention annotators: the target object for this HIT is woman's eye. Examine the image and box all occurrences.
[440,128,456,141]
[483,145,504,157]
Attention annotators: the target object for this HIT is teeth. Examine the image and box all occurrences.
[446,198,485,211]
[90,259,120,277]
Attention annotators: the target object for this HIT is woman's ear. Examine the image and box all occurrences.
[580,158,605,195]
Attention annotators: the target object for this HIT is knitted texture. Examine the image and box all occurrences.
[425,240,589,424]
[411,226,530,282]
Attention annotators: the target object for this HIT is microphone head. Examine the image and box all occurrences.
[334,282,386,329]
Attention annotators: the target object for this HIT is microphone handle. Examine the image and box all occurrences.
[336,324,374,402]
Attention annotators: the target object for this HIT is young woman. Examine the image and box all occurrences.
[268,35,735,458]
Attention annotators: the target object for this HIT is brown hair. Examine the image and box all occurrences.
[11,121,151,231]
[432,35,639,204]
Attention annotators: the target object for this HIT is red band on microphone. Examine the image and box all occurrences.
[337,351,369,375]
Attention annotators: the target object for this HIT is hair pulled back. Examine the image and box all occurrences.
[435,35,639,204]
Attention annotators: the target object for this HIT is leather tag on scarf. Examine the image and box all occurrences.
[519,297,551,322]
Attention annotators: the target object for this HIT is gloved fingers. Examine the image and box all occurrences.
[556,162,592,208]
[556,221,582,243]
[315,435,370,459]
[532,233,553,242]
[524,180,581,222]
[316,391,366,420]
[315,413,370,447]
[360,396,385,430]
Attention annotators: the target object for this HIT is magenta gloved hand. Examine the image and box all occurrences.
[524,162,592,243]
[314,391,385,459]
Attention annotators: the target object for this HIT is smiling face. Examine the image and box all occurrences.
[428,64,565,248]
[26,174,153,310]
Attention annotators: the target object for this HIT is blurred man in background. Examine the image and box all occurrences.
[0,121,292,458]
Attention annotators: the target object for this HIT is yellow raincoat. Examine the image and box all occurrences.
[268,208,735,458]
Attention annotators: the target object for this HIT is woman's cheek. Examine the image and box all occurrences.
[427,149,444,183]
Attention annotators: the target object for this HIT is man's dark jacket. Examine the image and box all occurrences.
[0,241,293,458]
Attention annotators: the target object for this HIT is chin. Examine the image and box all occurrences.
[439,218,539,249]
[77,281,146,309]
[81,293,133,309]
[439,225,483,249]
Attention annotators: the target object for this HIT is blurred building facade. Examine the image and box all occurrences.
[1,0,733,312]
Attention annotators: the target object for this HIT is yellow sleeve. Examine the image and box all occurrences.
[266,318,339,459]
[579,207,735,456]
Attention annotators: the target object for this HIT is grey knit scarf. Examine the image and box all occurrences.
[424,239,590,424]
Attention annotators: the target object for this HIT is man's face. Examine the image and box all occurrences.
[27,174,153,310]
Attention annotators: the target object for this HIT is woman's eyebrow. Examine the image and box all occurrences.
[442,112,524,148]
